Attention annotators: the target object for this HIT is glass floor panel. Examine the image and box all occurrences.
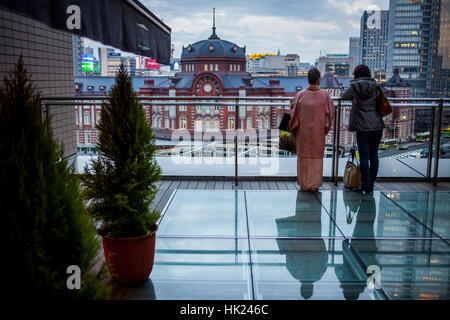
[158,190,247,237]
[250,239,382,300]
[347,238,450,300]
[131,189,450,300]
[320,191,437,239]
[382,191,450,239]
[246,191,335,237]
[122,238,252,300]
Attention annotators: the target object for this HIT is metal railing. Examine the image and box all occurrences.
[42,96,450,186]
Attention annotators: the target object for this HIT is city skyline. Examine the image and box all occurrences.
[85,0,390,64]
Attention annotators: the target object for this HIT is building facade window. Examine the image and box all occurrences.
[180,116,187,129]
[84,111,90,125]
[84,131,91,144]
[214,119,220,130]
[195,119,203,131]
[247,116,253,129]
[205,119,211,131]
[228,117,235,130]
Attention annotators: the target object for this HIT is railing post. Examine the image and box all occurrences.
[433,98,443,186]
[331,101,338,183]
[235,98,239,186]
[426,104,436,182]
[334,100,342,186]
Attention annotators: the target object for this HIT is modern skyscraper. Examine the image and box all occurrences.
[349,37,361,67]
[72,35,84,77]
[360,10,389,77]
[387,0,449,97]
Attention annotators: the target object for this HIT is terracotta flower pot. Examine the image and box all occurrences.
[102,225,158,284]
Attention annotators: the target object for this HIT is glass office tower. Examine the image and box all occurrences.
[360,10,389,78]
[387,0,449,97]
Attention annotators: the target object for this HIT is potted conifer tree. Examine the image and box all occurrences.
[81,65,162,284]
[1,58,110,299]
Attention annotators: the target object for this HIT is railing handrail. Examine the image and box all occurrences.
[42,95,448,186]
[41,95,450,102]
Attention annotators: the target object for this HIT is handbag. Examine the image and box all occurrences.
[278,113,296,154]
[375,86,392,117]
[343,147,361,189]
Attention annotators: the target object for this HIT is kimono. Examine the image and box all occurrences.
[287,85,335,190]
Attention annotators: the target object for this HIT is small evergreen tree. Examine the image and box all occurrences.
[81,65,161,238]
[0,57,110,299]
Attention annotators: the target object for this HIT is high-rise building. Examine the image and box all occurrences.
[98,47,136,77]
[387,0,449,97]
[360,10,389,77]
[349,37,361,67]
[72,35,84,77]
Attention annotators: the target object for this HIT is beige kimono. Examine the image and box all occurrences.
[288,85,335,190]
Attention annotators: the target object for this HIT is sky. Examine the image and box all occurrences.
[86,0,389,64]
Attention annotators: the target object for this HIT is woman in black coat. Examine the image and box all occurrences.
[342,65,385,193]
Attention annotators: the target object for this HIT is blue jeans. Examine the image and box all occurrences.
[356,130,383,190]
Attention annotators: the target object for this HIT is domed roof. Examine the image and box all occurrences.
[181,37,245,59]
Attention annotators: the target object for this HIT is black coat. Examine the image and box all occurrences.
[342,77,385,132]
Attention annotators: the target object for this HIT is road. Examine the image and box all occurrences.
[379,138,450,159]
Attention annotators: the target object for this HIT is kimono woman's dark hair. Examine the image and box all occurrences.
[307,68,321,84]
[353,64,371,79]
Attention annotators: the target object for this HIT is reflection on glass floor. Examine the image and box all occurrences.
[120,190,450,300]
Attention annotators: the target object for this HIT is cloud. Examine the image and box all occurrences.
[326,0,383,15]
[86,0,389,64]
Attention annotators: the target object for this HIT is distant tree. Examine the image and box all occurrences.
[81,65,161,238]
[0,57,110,299]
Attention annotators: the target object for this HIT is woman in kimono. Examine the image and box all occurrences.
[288,68,335,191]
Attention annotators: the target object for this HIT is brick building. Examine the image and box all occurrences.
[74,27,353,150]
[382,69,414,141]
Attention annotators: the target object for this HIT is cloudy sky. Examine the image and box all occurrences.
[87,0,389,64]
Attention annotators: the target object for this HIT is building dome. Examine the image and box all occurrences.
[181,38,245,59]
[178,9,247,74]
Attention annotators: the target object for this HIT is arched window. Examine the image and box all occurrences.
[204,64,208,71]
[215,64,219,71]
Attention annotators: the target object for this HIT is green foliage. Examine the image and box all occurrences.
[81,65,162,238]
[0,57,110,299]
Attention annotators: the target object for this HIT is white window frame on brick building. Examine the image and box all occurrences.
[84,111,91,125]
[179,116,187,129]
[228,117,235,130]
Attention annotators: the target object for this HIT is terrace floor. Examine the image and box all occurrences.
[110,179,450,300]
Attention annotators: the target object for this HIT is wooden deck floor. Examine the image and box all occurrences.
[150,179,450,213]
